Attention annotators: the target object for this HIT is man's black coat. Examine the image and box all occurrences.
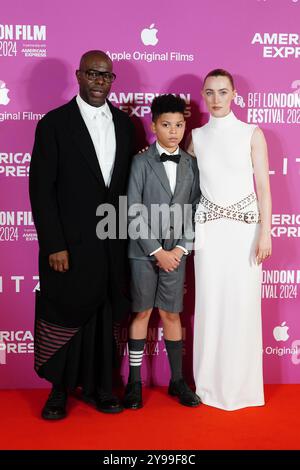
[29,97,134,328]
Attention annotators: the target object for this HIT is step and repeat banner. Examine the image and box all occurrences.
[0,0,299,388]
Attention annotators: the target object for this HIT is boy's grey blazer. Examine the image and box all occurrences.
[127,143,201,260]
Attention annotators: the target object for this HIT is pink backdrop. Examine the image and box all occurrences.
[0,0,299,388]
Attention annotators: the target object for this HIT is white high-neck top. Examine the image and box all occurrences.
[207,110,238,129]
[192,111,257,207]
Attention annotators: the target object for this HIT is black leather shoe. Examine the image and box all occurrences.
[41,387,68,420]
[95,392,124,414]
[168,379,201,407]
[123,381,143,410]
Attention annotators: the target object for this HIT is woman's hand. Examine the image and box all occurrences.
[255,231,272,265]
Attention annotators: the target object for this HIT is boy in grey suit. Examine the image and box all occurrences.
[124,95,201,409]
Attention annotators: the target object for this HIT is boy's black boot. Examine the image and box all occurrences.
[168,378,201,407]
[123,381,143,410]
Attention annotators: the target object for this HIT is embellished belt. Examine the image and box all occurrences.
[195,193,260,224]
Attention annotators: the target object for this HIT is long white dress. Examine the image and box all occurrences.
[193,111,264,411]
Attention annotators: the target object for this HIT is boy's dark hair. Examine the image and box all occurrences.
[203,68,235,90]
[151,94,186,122]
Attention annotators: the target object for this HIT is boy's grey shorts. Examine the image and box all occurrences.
[130,257,187,314]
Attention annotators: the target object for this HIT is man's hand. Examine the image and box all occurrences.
[49,250,69,272]
[154,249,181,272]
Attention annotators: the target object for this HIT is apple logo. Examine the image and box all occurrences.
[141,24,158,46]
[273,321,289,342]
[0,80,10,106]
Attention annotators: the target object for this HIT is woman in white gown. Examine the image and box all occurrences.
[187,69,272,411]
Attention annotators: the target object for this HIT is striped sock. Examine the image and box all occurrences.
[128,338,146,383]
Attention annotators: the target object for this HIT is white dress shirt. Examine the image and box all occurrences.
[156,141,178,195]
[76,94,116,187]
[150,142,188,256]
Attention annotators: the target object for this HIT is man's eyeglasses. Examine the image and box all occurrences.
[79,69,116,83]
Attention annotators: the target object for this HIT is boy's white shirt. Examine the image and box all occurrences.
[149,142,188,257]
